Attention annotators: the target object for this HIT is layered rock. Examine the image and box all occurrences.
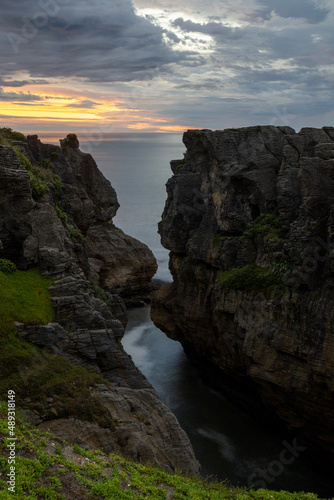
[151,126,334,465]
[0,137,199,474]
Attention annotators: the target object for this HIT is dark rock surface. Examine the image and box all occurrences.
[151,126,334,466]
[0,136,199,474]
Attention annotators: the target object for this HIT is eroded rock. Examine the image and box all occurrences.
[151,126,334,467]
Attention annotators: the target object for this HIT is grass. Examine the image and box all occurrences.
[0,267,115,427]
[12,147,50,200]
[0,268,54,335]
[0,404,330,499]
[217,264,285,293]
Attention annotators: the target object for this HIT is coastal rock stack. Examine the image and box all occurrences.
[0,135,200,475]
[151,126,334,467]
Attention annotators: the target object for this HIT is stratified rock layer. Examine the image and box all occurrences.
[0,137,199,474]
[151,126,334,464]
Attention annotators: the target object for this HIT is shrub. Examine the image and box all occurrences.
[67,224,84,243]
[67,133,77,141]
[0,127,26,143]
[244,214,283,247]
[51,175,62,197]
[55,206,68,225]
[39,158,54,169]
[28,171,50,200]
[0,258,17,274]
[272,261,290,279]
[217,264,284,292]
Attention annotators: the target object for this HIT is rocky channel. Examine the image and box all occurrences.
[151,125,334,470]
[0,134,200,474]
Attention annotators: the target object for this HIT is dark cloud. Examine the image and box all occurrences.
[256,0,329,24]
[176,78,225,90]
[172,18,239,38]
[66,100,100,108]
[0,0,201,83]
[0,87,44,101]
[0,78,49,87]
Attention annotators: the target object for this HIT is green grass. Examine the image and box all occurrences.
[0,267,116,427]
[0,268,54,335]
[0,404,330,499]
[217,264,285,292]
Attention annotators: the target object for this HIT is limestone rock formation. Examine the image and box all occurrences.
[151,126,334,466]
[0,136,199,474]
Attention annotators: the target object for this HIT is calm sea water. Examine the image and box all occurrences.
[43,132,333,496]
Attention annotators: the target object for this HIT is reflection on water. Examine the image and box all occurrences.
[122,306,334,497]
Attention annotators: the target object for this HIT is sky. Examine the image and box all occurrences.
[0,0,333,137]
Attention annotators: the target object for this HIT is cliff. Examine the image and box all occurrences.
[151,126,334,467]
[0,132,199,475]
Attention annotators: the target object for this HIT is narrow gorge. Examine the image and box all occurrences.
[151,125,334,472]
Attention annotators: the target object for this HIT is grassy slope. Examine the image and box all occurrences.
[0,404,331,500]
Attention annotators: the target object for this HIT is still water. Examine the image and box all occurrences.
[80,133,333,497]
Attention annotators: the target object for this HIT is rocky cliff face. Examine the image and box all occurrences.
[0,135,199,474]
[151,126,334,465]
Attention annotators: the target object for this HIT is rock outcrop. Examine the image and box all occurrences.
[151,126,334,467]
[0,136,199,474]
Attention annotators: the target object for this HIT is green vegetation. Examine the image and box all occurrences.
[0,266,115,426]
[11,146,63,201]
[51,174,62,198]
[0,259,17,274]
[39,158,54,170]
[272,261,290,279]
[212,233,225,253]
[66,224,84,243]
[217,264,285,292]
[0,127,26,145]
[13,147,50,200]
[66,133,78,141]
[0,405,329,499]
[176,158,186,172]
[0,267,54,335]
[55,206,68,225]
[28,171,50,199]
[55,205,84,243]
[12,147,32,171]
[244,214,283,246]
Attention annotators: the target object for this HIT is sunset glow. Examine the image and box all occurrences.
[0,0,333,135]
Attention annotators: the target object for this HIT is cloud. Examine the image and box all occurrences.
[66,100,100,108]
[0,78,49,87]
[0,87,44,102]
[0,0,333,132]
[256,0,330,23]
[0,0,201,83]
